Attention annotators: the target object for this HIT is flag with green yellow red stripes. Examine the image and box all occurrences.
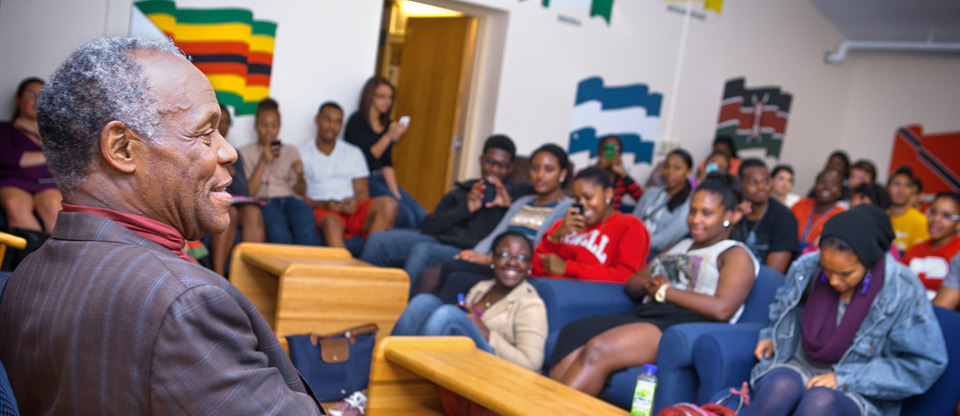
[132,0,276,115]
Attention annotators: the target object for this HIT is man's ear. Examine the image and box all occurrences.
[100,120,139,174]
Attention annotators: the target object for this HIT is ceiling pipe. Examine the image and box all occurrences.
[824,40,960,64]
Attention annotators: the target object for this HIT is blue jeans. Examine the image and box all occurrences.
[262,196,318,245]
[391,294,494,353]
[404,242,461,295]
[360,229,439,268]
[369,171,426,230]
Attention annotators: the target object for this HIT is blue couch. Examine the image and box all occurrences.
[439,265,786,412]
[697,306,960,415]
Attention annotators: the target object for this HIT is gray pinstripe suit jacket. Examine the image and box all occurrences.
[0,212,322,415]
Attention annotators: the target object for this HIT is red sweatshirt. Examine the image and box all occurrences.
[532,212,650,283]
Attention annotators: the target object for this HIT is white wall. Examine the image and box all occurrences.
[838,52,960,184]
[3,0,959,196]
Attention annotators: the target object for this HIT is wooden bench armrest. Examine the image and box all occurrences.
[372,336,628,416]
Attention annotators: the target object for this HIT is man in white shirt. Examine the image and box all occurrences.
[297,102,398,248]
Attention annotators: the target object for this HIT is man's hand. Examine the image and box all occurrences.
[806,372,837,390]
[539,253,567,275]
[754,339,774,361]
[485,176,512,208]
[467,181,484,213]
[339,198,358,215]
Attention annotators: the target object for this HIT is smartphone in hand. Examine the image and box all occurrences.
[457,293,467,310]
[572,202,584,215]
[398,116,411,127]
[481,179,496,204]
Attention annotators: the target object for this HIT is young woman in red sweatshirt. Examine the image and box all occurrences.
[532,167,650,283]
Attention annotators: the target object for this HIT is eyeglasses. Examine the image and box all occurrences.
[494,251,530,264]
[926,208,960,221]
[482,157,512,170]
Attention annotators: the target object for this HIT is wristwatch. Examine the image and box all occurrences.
[654,282,670,303]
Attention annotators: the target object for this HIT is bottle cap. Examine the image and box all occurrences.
[642,364,658,374]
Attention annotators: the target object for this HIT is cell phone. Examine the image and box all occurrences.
[481,179,496,204]
[457,293,466,309]
[602,143,617,159]
[398,116,411,127]
[270,139,281,147]
[572,202,584,215]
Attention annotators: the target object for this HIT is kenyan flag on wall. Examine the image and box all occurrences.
[131,0,276,115]
[716,77,792,158]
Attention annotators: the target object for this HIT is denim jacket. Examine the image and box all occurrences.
[750,252,947,416]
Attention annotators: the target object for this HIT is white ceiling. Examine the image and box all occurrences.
[809,0,960,42]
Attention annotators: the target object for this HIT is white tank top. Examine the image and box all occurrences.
[653,239,758,323]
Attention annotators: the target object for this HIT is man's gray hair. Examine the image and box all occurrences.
[38,37,187,192]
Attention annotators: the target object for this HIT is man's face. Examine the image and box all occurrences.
[315,106,343,144]
[741,166,770,204]
[887,174,913,207]
[479,147,513,181]
[135,52,237,239]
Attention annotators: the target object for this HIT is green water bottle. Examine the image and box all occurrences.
[630,364,658,416]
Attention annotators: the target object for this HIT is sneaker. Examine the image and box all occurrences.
[328,389,367,416]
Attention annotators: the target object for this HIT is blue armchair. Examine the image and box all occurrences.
[696,306,960,415]
[438,266,785,411]
[527,265,785,412]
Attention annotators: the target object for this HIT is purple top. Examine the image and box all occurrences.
[0,121,57,192]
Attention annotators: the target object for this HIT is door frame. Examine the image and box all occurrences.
[396,0,509,184]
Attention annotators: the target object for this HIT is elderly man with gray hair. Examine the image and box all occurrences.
[0,38,323,415]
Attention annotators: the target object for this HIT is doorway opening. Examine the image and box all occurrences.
[375,0,504,213]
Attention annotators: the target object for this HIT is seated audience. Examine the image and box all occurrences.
[791,169,845,249]
[549,173,758,396]
[1,77,61,233]
[361,134,531,272]
[806,150,850,199]
[345,76,426,229]
[0,37,321,413]
[696,136,741,176]
[208,104,265,276]
[239,99,318,245]
[696,151,730,184]
[902,192,960,299]
[633,149,694,258]
[531,167,650,283]
[594,135,643,211]
[391,231,547,371]
[745,204,946,416]
[887,166,928,254]
[411,144,573,295]
[770,164,801,208]
[298,101,397,248]
[731,159,799,274]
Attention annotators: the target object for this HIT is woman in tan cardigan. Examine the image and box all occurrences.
[391,231,548,371]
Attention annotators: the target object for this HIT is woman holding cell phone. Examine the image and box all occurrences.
[390,231,548,371]
[344,76,426,229]
[532,167,651,283]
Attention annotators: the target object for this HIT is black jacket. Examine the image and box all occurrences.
[421,179,534,249]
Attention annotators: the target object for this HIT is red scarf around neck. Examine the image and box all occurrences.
[61,202,195,263]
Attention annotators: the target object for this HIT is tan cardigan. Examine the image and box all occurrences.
[465,279,548,371]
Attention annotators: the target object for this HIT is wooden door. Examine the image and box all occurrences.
[391,16,476,213]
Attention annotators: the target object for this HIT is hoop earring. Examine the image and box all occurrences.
[723,220,730,228]
[606,199,612,205]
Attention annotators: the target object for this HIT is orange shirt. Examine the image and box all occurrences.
[790,198,846,246]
